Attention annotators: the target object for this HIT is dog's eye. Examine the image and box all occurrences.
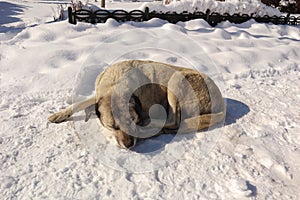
[111,123,120,130]
[106,123,119,130]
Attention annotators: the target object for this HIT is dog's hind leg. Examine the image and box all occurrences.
[177,111,226,134]
[48,96,95,123]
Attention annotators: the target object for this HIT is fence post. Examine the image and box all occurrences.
[285,13,290,24]
[91,12,96,24]
[206,9,211,25]
[68,7,74,24]
[101,0,105,8]
[144,7,149,21]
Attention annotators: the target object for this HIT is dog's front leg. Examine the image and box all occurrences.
[48,107,74,123]
[48,96,95,123]
[136,89,180,131]
[164,89,180,129]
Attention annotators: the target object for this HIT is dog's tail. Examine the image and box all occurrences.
[48,96,96,123]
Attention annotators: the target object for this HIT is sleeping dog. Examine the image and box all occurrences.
[48,60,226,149]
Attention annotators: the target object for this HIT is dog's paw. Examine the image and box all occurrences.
[48,111,71,123]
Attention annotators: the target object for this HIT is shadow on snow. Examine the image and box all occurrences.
[133,98,250,153]
[0,2,28,33]
[70,97,250,154]
[224,98,250,126]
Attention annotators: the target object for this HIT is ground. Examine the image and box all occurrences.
[0,0,300,199]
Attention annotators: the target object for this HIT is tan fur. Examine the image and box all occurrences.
[48,60,226,149]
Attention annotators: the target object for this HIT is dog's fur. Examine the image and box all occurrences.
[48,60,226,149]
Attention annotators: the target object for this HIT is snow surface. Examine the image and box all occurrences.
[1,0,300,199]
[140,0,282,17]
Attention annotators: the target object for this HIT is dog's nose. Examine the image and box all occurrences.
[124,137,136,149]
[115,130,136,149]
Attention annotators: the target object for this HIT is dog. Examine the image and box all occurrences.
[48,60,226,149]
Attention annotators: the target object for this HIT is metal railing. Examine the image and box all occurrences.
[68,7,300,26]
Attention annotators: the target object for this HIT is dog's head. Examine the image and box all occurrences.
[95,95,142,149]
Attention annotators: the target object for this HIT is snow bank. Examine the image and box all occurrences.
[140,0,282,16]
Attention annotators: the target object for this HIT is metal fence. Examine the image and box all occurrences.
[68,7,300,26]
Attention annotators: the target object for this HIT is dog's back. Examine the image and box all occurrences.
[94,60,225,131]
[95,60,224,116]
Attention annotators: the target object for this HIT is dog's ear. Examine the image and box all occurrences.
[84,104,96,122]
[129,95,142,124]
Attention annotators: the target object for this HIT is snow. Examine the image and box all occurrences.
[1,0,300,199]
[141,0,282,17]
